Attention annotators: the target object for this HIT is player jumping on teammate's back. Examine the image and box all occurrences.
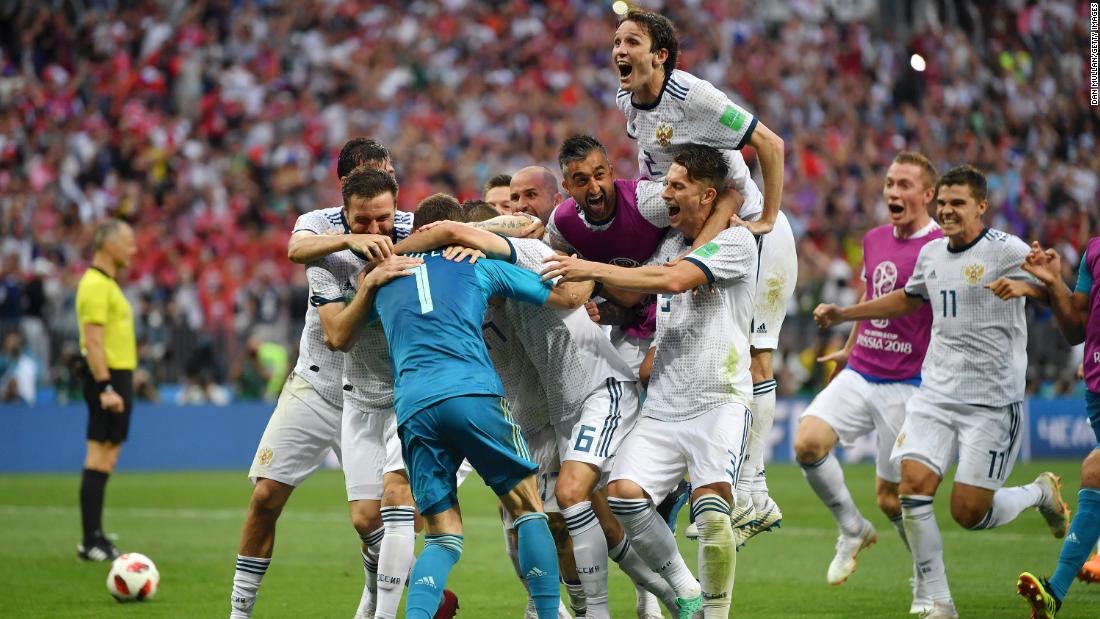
[814,165,1070,619]
[612,10,796,538]
[794,152,941,613]
[1012,236,1100,619]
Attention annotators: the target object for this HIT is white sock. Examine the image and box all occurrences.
[561,501,609,616]
[749,380,777,511]
[356,527,384,618]
[800,452,863,536]
[694,496,736,618]
[374,506,416,619]
[562,579,587,617]
[608,497,700,600]
[901,495,952,603]
[610,536,679,614]
[231,555,270,618]
[970,483,1044,529]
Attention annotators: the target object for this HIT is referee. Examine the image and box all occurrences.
[75,219,136,561]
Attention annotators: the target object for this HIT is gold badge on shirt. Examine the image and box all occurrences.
[963,263,986,285]
[655,123,674,147]
[257,447,274,466]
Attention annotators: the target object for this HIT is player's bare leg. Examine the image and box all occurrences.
[375,471,417,619]
[349,498,384,619]
[608,480,703,617]
[231,478,295,618]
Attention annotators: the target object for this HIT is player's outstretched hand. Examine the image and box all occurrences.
[442,245,485,264]
[1021,241,1062,287]
[520,217,545,239]
[813,303,842,329]
[984,276,1033,300]
[816,348,850,382]
[540,253,598,283]
[346,233,394,261]
[360,255,423,288]
[100,390,125,413]
[730,213,774,236]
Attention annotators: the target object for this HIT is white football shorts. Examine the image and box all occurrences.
[249,373,342,488]
[752,210,797,351]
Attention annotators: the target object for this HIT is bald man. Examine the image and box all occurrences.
[511,166,563,224]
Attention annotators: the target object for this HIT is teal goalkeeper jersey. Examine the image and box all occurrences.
[372,251,552,424]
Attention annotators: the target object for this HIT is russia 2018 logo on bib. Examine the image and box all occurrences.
[871,261,898,328]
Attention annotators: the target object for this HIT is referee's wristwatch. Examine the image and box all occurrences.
[97,380,115,394]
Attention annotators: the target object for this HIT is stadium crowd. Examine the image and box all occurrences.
[0,0,1096,404]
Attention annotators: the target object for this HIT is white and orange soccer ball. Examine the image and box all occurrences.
[106,552,160,602]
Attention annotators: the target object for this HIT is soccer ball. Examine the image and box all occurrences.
[106,553,159,602]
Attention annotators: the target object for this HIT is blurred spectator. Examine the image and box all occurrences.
[0,331,37,404]
[230,334,289,402]
[0,0,1095,401]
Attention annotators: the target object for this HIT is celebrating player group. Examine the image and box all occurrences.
[221,8,1100,619]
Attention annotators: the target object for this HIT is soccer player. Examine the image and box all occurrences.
[484,174,515,214]
[511,165,563,224]
[229,140,407,619]
[813,165,1071,619]
[306,173,444,619]
[793,152,941,610]
[545,134,739,376]
[368,225,584,619]
[399,216,681,619]
[1013,237,1100,619]
[542,145,758,618]
[613,9,795,534]
[75,218,137,561]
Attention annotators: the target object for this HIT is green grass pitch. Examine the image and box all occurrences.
[2,460,1099,618]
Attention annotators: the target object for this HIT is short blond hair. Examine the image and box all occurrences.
[892,151,937,189]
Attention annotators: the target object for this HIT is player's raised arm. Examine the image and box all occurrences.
[288,230,394,264]
[744,120,784,235]
[393,220,513,261]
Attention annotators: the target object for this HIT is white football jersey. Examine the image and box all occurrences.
[295,206,412,410]
[644,227,758,421]
[482,303,553,436]
[617,69,764,221]
[503,238,636,424]
[904,228,1033,406]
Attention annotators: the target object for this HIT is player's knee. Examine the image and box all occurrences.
[950,501,988,529]
[793,430,829,464]
[349,503,381,535]
[898,460,940,496]
[381,479,413,507]
[607,479,645,501]
[250,480,290,520]
[1081,450,1100,489]
[554,476,588,509]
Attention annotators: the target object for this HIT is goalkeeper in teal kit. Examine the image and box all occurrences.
[367,246,584,619]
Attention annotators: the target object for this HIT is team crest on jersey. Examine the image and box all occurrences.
[963,263,986,285]
[895,432,906,448]
[655,123,674,147]
[257,447,274,466]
